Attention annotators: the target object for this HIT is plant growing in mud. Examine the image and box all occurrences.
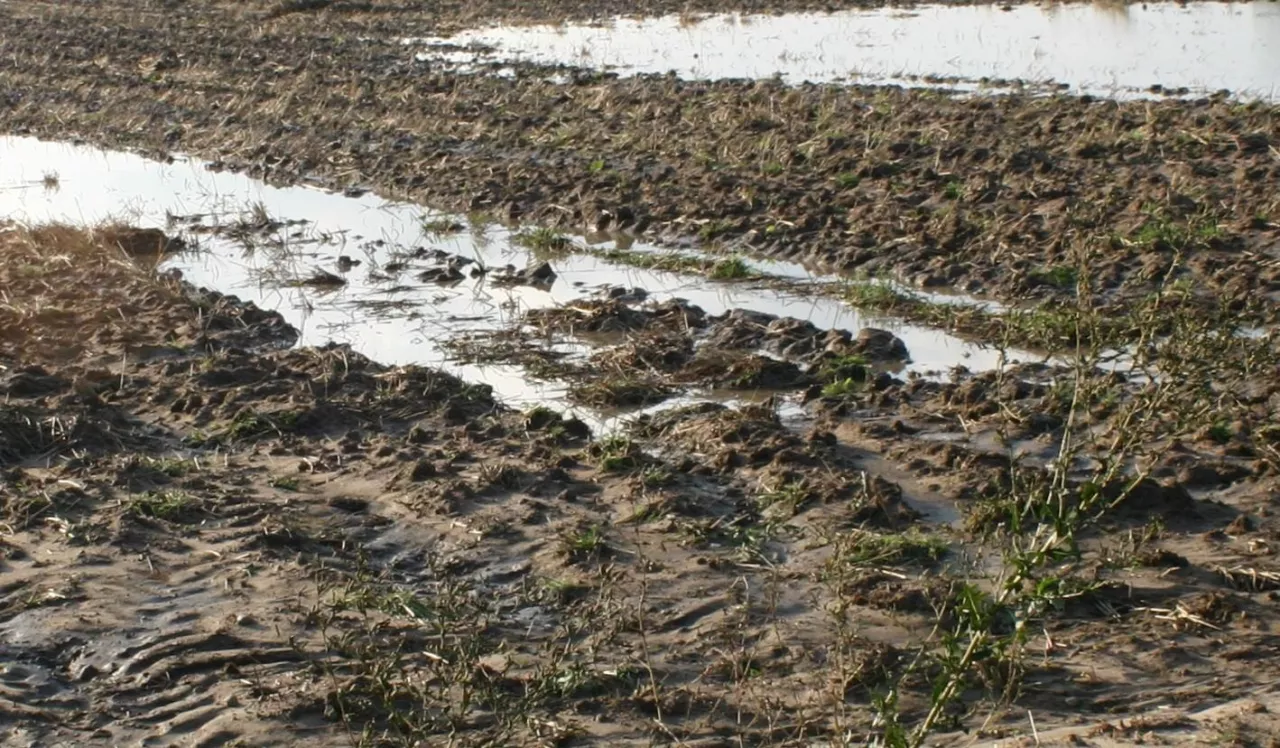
[127,490,199,521]
[856,248,1277,746]
[190,408,301,446]
[308,552,633,747]
[311,565,516,745]
[590,434,643,473]
[560,525,608,562]
[1126,204,1224,253]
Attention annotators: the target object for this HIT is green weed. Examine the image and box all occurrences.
[822,377,864,399]
[421,217,465,236]
[514,226,573,256]
[561,525,607,560]
[270,475,301,491]
[834,172,861,189]
[1031,265,1078,290]
[591,435,641,473]
[828,529,948,569]
[128,490,197,521]
[707,256,753,280]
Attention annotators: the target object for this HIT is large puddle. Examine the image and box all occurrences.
[412,2,1280,99]
[0,137,1024,428]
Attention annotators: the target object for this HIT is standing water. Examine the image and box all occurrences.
[410,2,1280,99]
[0,137,1025,427]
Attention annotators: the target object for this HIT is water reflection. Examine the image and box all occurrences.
[0,136,1026,427]
[411,2,1280,99]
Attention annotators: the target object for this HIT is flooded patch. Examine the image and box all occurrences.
[0,136,1024,427]
[411,2,1280,99]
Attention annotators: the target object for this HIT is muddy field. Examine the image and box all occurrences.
[3,1,1280,747]
[3,1,1279,314]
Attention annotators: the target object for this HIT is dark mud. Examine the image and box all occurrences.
[6,224,1280,747]
[457,296,920,408]
[0,2,1277,323]
[4,0,1280,745]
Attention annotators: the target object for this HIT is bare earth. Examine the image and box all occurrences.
[2,2,1280,748]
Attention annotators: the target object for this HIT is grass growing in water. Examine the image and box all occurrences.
[420,216,465,236]
[707,256,753,280]
[589,247,761,281]
[514,226,573,257]
[842,279,1135,352]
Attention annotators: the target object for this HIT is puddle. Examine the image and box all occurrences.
[410,2,1280,100]
[0,136,1027,429]
[606,243,1006,313]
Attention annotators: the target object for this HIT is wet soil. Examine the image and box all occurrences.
[4,1,1280,746]
[0,1,1278,323]
[7,225,1280,746]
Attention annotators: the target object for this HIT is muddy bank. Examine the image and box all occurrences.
[0,1,1277,319]
[6,226,1280,746]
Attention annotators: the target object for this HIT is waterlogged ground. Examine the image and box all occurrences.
[3,0,1280,747]
[416,3,1280,97]
[4,2,1280,316]
[0,136,1021,427]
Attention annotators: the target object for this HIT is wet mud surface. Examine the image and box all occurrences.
[5,222,1280,746]
[0,2,1278,323]
[3,1,1280,746]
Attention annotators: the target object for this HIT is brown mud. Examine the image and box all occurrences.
[0,2,1278,321]
[5,225,1280,746]
[3,1,1280,746]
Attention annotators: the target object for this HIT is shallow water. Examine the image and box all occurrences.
[0,136,1024,427]
[412,2,1280,99]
